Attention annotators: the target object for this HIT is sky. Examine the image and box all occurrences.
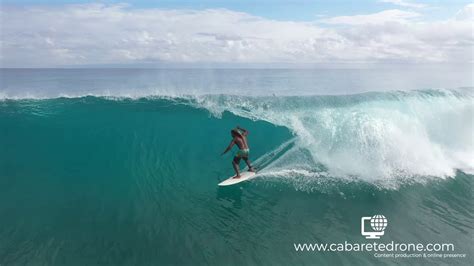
[0,0,473,67]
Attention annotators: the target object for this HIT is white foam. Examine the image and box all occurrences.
[192,89,474,189]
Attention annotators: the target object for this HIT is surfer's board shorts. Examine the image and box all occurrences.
[234,149,249,162]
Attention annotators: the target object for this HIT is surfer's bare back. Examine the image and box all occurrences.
[221,126,256,178]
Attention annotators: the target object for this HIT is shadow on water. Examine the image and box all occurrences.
[216,185,245,209]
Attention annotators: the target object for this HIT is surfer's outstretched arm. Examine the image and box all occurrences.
[236,126,248,136]
[221,140,235,155]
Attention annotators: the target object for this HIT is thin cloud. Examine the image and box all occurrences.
[320,9,421,25]
[455,3,474,20]
[0,4,472,67]
[379,0,427,9]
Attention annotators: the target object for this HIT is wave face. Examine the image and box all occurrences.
[0,88,473,265]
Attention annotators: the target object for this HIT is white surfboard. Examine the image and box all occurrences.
[218,171,257,186]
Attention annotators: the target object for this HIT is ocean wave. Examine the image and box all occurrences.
[1,88,473,189]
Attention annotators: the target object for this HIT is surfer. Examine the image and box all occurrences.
[221,126,256,178]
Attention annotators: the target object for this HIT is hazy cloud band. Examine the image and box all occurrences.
[1,3,473,67]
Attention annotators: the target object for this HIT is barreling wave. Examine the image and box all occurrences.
[1,88,473,189]
[188,88,474,188]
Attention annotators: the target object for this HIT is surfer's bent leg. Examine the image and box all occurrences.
[232,156,241,178]
[243,157,255,172]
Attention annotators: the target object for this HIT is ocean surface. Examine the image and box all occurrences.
[0,68,473,265]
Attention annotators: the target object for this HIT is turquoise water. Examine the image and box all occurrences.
[0,69,473,265]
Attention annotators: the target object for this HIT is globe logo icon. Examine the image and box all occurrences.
[370,215,387,231]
